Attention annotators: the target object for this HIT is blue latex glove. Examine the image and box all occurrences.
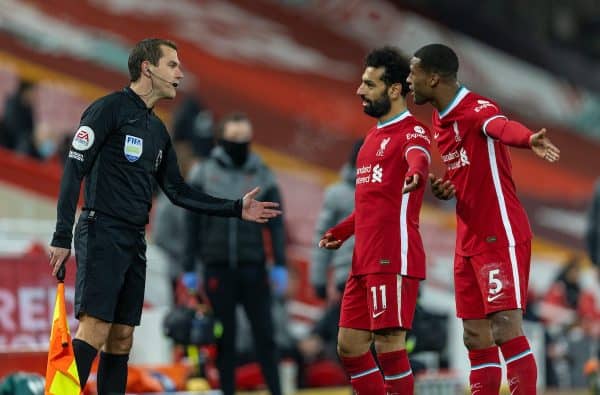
[182,272,199,293]
[269,266,288,297]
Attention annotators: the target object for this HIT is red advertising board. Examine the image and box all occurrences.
[0,245,77,350]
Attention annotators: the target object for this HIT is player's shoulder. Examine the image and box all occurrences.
[398,114,432,138]
[406,114,431,134]
[461,91,501,115]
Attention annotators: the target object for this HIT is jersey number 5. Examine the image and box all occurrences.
[488,269,503,295]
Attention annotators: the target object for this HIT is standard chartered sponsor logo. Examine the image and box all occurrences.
[445,148,470,170]
[442,151,460,163]
[372,164,383,183]
[356,164,372,184]
[459,148,470,166]
[355,163,383,184]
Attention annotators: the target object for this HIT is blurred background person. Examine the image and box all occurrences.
[182,112,287,395]
[538,255,597,388]
[587,179,600,268]
[300,138,363,362]
[309,138,363,303]
[152,94,216,295]
[0,79,37,157]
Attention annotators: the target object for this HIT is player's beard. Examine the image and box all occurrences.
[363,91,391,118]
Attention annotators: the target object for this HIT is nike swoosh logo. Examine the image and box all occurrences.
[434,132,439,139]
[372,311,385,319]
[487,293,502,302]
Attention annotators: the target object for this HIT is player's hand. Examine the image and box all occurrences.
[241,187,282,223]
[530,128,560,163]
[429,173,456,200]
[403,173,421,194]
[318,232,342,249]
[49,246,71,277]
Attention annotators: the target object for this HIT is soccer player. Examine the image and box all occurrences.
[319,46,431,394]
[407,43,560,395]
[48,38,281,393]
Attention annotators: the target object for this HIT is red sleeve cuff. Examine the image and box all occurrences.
[405,146,430,187]
[483,116,531,148]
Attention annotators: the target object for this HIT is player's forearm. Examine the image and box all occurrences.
[483,116,532,148]
[328,212,355,242]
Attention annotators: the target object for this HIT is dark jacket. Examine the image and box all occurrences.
[587,179,600,265]
[184,146,286,270]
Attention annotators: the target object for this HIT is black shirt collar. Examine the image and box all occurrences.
[123,86,153,113]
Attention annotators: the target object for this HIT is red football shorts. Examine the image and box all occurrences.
[454,240,531,319]
[339,273,420,331]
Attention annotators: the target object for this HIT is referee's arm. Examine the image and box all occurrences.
[155,139,242,218]
[51,96,119,249]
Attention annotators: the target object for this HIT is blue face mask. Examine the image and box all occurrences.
[38,139,56,159]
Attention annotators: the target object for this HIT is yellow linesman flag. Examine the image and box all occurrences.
[45,280,80,394]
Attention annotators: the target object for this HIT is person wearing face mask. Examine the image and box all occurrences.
[182,112,287,395]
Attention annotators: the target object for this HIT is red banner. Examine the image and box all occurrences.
[0,246,77,350]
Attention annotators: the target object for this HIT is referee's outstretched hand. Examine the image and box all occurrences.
[241,187,282,223]
[49,246,71,277]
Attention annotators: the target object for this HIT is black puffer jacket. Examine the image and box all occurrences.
[183,146,286,270]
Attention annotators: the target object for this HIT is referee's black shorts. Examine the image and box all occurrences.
[73,210,147,326]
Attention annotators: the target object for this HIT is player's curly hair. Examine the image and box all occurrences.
[413,44,459,80]
[364,46,411,97]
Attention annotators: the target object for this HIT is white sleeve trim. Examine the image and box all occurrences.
[482,115,508,137]
[405,145,431,164]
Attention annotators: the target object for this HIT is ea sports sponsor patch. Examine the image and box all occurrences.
[72,126,95,151]
[124,134,143,162]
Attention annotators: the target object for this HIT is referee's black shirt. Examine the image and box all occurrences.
[51,87,241,249]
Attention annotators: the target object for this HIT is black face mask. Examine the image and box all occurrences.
[219,139,250,167]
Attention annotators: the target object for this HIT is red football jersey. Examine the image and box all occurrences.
[432,87,532,256]
[351,110,431,278]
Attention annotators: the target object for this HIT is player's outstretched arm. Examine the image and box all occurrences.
[530,128,560,163]
[241,187,282,223]
[318,232,342,250]
[318,211,355,249]
[429,173,456,200]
